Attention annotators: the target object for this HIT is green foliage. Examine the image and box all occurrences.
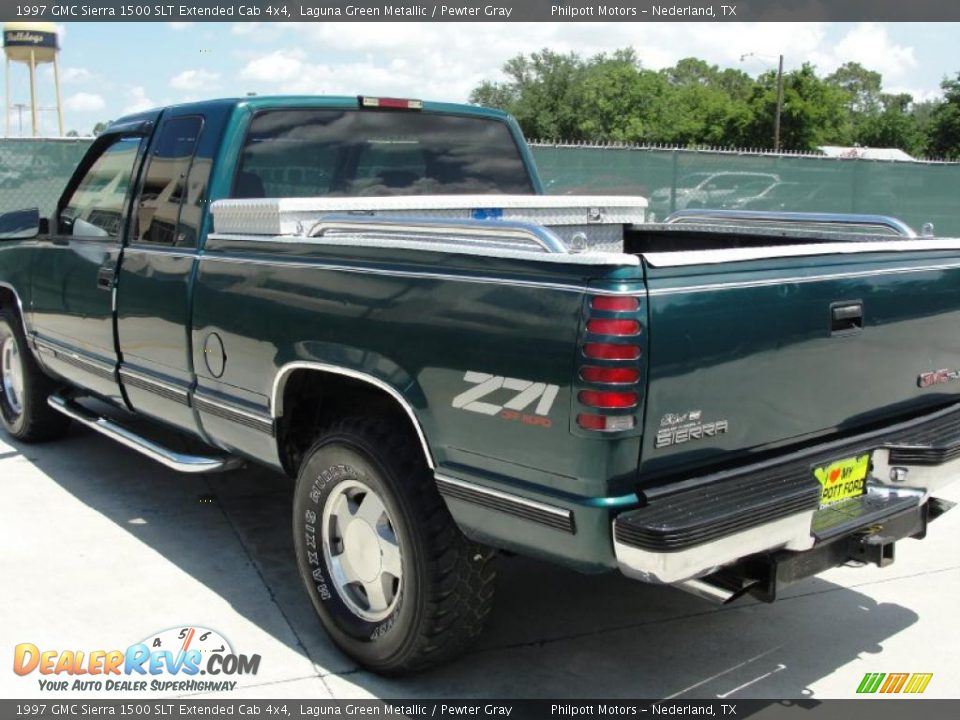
[741,64,851,150]
[927,74,960,158]
[471,50,956,157]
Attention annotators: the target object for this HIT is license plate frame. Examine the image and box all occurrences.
[813,452,871,508]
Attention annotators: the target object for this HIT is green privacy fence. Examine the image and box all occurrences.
[531,142,960,236]
[3,137,959,236]
[0,138,93,218]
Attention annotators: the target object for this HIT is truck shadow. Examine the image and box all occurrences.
[15,426,919,700]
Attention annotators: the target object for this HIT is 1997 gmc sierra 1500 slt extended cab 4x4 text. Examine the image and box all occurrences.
[1,95,958,674]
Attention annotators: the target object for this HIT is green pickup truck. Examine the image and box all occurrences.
[1,96,959,674]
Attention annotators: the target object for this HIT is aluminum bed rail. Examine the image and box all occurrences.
[665,209,919,238]
[307,214,570,254]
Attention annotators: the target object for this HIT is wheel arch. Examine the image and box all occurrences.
[271,362,435,476]
[0,282,30,339]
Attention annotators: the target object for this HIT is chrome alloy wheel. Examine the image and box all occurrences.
[322,479,403,622]
[0,330,24,416]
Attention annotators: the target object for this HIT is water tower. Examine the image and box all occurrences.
[3,21,64,137]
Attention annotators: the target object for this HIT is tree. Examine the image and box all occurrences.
[927,74,960,158]
[469,48,939,153]
[92,121,109,136]
[741,64,850,150]
[827,62,883,115]
[575,52,671,142]
[855,93,925,155]
[469,49,590,140]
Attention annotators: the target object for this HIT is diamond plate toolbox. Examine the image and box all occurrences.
[210,194,648,253]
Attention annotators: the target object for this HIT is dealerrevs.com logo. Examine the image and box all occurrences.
[13,626,261,693]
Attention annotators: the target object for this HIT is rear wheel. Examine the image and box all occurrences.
[0,308,71,442]
[292,416,496,674]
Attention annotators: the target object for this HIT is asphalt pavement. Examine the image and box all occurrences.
[2,423,959,700]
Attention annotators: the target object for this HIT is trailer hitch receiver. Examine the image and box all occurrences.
[848,531,896,568]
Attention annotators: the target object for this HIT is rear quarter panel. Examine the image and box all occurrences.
[190,237,645,503]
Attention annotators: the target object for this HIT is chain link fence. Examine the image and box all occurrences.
[3,138,959,236]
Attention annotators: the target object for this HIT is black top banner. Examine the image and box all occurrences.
[3,1,960,22]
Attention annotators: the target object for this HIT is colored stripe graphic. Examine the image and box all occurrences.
[857,673,885,693]
[904,673,934,694]
[857,672,932,694]
[880,673,909,693]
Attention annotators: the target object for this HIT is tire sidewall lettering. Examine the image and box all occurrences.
[295,452,407,647]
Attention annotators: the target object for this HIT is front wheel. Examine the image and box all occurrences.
[293,417,496,675]
[0,308,70,442]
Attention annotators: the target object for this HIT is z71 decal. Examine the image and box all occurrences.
[452,371,559,428]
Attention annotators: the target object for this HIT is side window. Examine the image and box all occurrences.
[136,116,204,246]
[59,136,143,239]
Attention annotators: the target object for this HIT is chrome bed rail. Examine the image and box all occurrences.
[307,214,570,254]
[664,209,918,238]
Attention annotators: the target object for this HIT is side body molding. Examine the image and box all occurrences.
[270,361,436,470]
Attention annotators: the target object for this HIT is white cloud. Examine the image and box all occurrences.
[240,49,306,82]
[231,22,925,103]
[46,21,931,129]
[64,92,105,112]
[231,23,826,102]
[886,86,943,104]
[168,22,193,30]
[170,69,221,90]
[828,23,916,81]
[60,67,95,84]
[123,86,156,114]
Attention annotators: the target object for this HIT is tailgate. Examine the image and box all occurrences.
[640,247,960,479]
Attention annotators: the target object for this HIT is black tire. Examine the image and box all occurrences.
[0,307,71,442]
[293,416,496,675]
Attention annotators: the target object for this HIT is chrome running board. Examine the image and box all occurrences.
[48,395,242,474]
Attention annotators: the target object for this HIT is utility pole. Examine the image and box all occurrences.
[741,52,786,152]
[774,54,784,152]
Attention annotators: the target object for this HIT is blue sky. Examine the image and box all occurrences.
[5,21,959,136]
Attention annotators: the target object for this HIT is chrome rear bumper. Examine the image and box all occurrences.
[614,404,960,585]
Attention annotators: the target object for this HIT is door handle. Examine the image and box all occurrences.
[96,266,115,291]
[831,302,863,335]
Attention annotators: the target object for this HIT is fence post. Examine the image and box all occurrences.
[670,148,679,214]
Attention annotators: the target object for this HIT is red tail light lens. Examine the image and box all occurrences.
[577,292,642,432]
[587,319,640,336]
[583,343,641,360]
[591,296,640,312]
[580,366,640,384]
[579,390,638,409]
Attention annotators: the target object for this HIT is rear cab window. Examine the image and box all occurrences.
[135,115,206,247]
[232,108,534,198]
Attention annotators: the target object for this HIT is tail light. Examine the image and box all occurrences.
[575,291,645,433]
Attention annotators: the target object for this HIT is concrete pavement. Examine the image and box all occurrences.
[1,424,958,700]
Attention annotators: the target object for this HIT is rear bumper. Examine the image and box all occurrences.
[614,402,960,584]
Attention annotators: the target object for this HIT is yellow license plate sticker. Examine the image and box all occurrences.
[814,454,870,507]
